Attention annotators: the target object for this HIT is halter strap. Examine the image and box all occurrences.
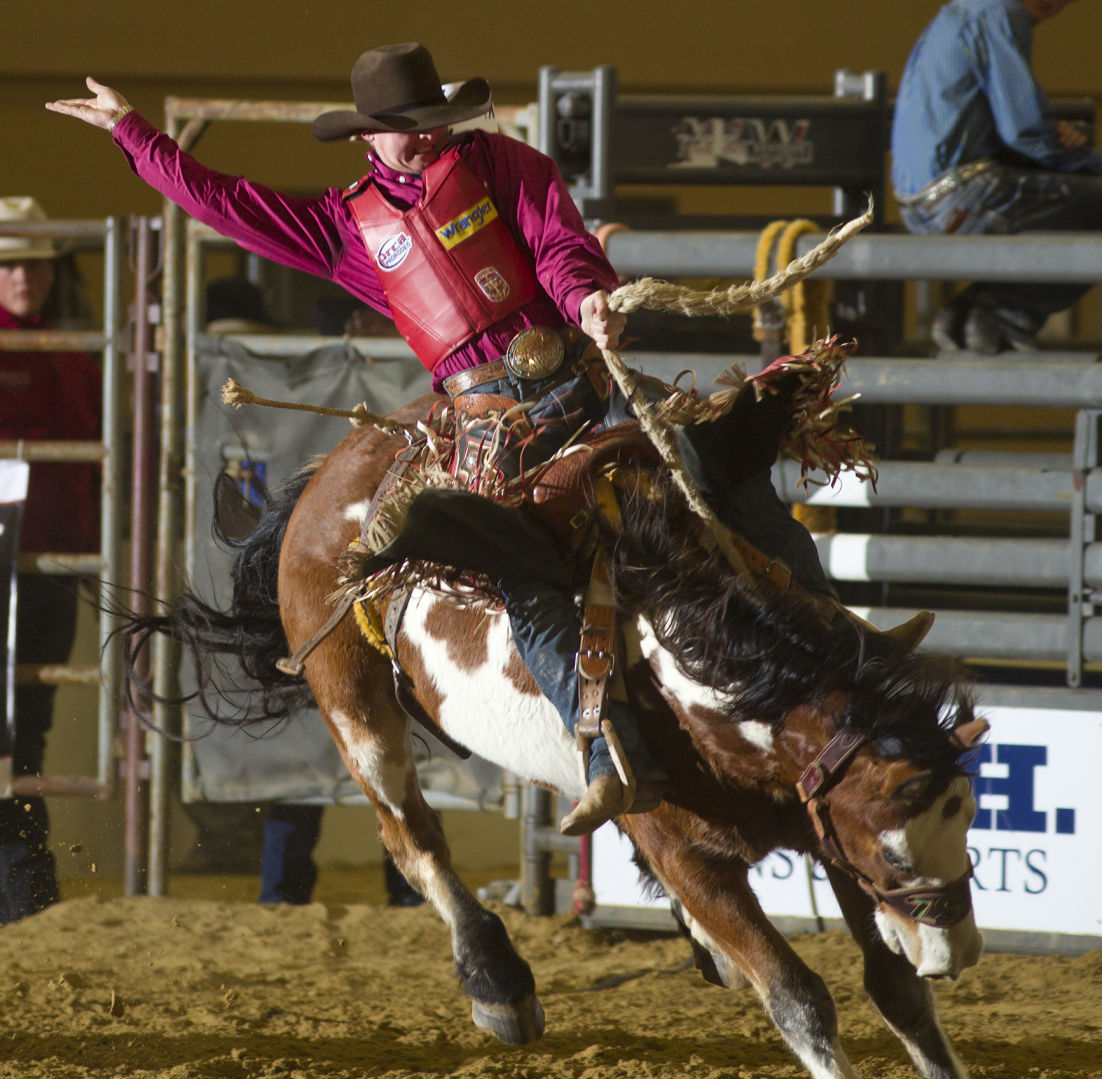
[796,728,866,801]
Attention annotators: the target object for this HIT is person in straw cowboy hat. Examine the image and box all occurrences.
[46,44,920,835]
[0,197,101,922]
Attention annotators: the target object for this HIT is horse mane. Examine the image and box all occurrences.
[117,463,319,726]
[608,467,976,772]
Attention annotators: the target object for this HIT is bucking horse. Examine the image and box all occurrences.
[122,237,987,1079]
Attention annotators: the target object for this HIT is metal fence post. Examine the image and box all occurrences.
[1068,410,1101,687]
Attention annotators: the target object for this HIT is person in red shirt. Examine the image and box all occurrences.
[0,196,101,923]
[47,46,664,835]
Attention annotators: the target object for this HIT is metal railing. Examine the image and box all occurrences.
[0,215,127,800]
[602,228,1102,282]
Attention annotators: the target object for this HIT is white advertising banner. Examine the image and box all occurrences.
[591,698,1102,943]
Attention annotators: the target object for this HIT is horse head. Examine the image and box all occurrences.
[786,706,988,980]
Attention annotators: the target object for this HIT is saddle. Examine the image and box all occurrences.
[526,420,660,557]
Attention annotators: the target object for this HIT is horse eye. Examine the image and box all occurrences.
[881,848,911,873]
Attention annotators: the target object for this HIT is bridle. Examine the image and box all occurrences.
[796,728,974,929]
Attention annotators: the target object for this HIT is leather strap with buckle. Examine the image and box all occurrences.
[576,548,617,740]
[443,359,510,398]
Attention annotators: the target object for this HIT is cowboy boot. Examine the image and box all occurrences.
[559,701,667,837]
[558,770,629,838]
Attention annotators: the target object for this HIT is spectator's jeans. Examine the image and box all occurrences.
[259,803,322,904]
[901,165,1102,333]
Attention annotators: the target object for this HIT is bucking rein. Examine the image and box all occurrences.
[219,202,875,697]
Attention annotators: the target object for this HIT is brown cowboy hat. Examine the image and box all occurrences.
[311,42,492,141]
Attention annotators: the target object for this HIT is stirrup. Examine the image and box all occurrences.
[600,718,663,815]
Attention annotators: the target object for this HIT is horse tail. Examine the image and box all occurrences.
[116,464,318,726]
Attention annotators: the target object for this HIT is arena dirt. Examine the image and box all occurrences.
[0,893,1098,1078]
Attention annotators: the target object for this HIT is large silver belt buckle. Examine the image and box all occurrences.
[504,327,565,381]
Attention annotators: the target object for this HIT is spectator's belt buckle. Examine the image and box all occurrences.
[504,327,565,381]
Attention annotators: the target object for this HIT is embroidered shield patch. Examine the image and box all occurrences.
[474,266,511,303]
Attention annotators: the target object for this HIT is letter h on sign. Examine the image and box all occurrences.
[970,744,1075,835]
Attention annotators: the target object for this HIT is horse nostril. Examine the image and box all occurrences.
[942,794,963,818]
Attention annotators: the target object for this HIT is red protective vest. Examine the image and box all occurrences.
[345,147,542,370]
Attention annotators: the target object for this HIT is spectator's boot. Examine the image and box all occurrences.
[964,307,1040,353]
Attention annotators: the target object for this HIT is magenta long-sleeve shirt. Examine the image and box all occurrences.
[0,306,101,553]
[112,111,619,391]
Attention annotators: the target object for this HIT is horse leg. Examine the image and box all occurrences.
[668,897,750,989]
[374,775,545,1044]
[277,417,543,1044]
[626,813,859,1079]
[824,864,970,1079]
[304,623,545,1045]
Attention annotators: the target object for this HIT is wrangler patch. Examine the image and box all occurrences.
[435,197,498,249]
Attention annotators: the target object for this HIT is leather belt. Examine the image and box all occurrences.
[895,158,997,212]
[442,358,509,398]
[442,326,591,400]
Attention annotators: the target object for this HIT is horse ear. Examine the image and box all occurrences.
[950,717,989,751]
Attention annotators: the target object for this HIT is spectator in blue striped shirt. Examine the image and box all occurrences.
[891,0,1102,352]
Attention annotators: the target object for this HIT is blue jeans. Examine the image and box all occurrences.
[901,164,1102,333]
[259,803,322,905]
[495,575,663,783]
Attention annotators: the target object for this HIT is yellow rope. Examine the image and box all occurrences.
[751,218,832,352]
[775,218,831,354]
[752,219,790,343]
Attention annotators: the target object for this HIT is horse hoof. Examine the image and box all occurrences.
[471,994,545,1044]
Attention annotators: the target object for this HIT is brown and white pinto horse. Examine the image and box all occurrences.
[143,393,986,1079]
